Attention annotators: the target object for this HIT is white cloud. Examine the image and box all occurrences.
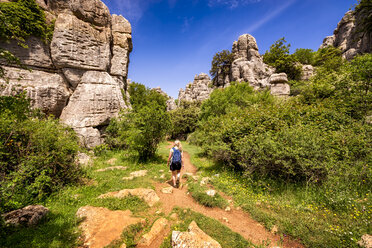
[208,0,262,9]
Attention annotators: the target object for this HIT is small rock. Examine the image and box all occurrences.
[130,170,148,178]
[200,177,211,185]
[138,218,168,247]
[222,217,229,223]
[170,213,178,220]
[271,225,278,234]
[106,158,117,165]
[192,175,199,181]
[161,187,173,194]
[154,176,158,179]
[171,221,221,248]
[77,152,92,167]
[358,234,372,248]
[122,176,134,180]
[2,205,49,226]
[236,207,242,211]
[160,174,165,179]
[156,210,162,215]
[96,166,127,172]
[228,200,233,204]
[120,244,127,248]
[187,192,190,195]
[183,210,188,213]
[213,174,220,177]
[225,207,231,212]
[206,189,216,197]
[159,169,164,173]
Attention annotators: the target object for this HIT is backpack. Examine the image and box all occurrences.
[172,148,182,163]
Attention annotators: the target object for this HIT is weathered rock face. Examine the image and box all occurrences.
[301,64,314,81]
[152,87,177,111]
[230,34,274,89]
[178,73,213,105]
[2,205,49,227]
[0,0,132,148]
[320,9,372,60]
[269,73,290,96]
[172,221,221,248]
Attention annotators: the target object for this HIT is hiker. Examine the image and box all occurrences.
[167,140,184,187]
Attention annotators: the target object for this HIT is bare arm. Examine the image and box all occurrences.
[167,151,172,166]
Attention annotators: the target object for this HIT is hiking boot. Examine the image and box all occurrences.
[176,178,180,188]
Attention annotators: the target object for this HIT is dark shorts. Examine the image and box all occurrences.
[170,161,182,171]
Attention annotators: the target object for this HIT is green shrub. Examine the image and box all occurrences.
[188,182,228,208]
[106,83,172,161]
[0,94,82,213]
[293,48,315,65]
[170,101,200,140]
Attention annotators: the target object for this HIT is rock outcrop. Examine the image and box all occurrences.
[171,221,221,248]
[0,0,132,148]
[178,73,213,105]
[269,73,290,96]
[320,9,371,60]
[2,205,49,227]
[152,87,177,111]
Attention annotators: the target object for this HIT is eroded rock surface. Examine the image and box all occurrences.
[178,73,213,105]
[320,9,371,59]
[76,206,144,248]
[98,188,160,207]
[269,73,290,96]
[171,221,222,248]
[138,218,169,247]
[0,0,132,148]
[2,205,49,227]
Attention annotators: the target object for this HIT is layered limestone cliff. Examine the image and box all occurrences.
[178,34,288,103]
[0,0,132,148]
[320,9,371,60]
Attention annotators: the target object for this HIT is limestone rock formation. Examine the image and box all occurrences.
[138,218,169,247]
[152,87,177,111]
[269,73,290,96]
[301,64,314,81]
[0,0,132,148]
[320,9,371,60]
[178,73,213,105]
[230,34,274,89]
[2,205,49,226]
[171,221,221,248]
[76,206,144,248]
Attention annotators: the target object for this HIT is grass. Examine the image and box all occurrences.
[182,142,372,248]
[187,180,228,208]
[160,207,256,248]
[0,145,171,248]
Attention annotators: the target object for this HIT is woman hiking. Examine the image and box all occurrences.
[167,140,184,188]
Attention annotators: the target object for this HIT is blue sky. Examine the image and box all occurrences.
[102,0,357,98]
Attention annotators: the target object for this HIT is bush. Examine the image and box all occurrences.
[0,94,82,213]
[170,101,200,140]
[293,48,315,65]
[106,83,172,161]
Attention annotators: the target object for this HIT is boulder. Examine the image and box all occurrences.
[51,13,111,71]
[2,205,49,226]
[98,188,160,207]
[0,66,70,117]
[301,64,314,81]
[358,234,372,248]
[171,221,221,248]
[269,73,290,96]
[76,206,144,248]
[138,218,168,247]
[70,0,112,27]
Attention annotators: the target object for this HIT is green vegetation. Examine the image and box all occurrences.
[161,207,256,248]
[106,82,172,161]
[169,101,200,140]
[0,94,83,213]
[210,49,234,86]
[187,181,228,208]
[293,48,315,65]
[263,37,302,80]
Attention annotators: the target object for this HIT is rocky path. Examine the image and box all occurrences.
[154,146,304,248]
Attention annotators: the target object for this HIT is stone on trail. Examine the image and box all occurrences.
[123,176,134,180]
[137,218,168,247]
[162,187,173,194]
[96,166,127,172]
[76,206,144,248]
[106,158,117,165]
[358,234,372,248]
[225,206,231,212]
[200,177,211,185]
[171,221,222,248]
[206,189,216,197]
[2,205,49,227]
[130,170,148,177]
[98,188,160,207]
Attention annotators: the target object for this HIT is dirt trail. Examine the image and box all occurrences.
[155,146,304,248]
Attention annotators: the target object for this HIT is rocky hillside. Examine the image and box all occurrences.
[320,7,372,59]
[178,34,290,104]
[0,0,132,148]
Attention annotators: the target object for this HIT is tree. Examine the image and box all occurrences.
[106,83,172,161]
[314,46,343,71]
[210,49,234,86]
[170,101,201,140]
[294,48,315,65]
[263,38,302,80]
